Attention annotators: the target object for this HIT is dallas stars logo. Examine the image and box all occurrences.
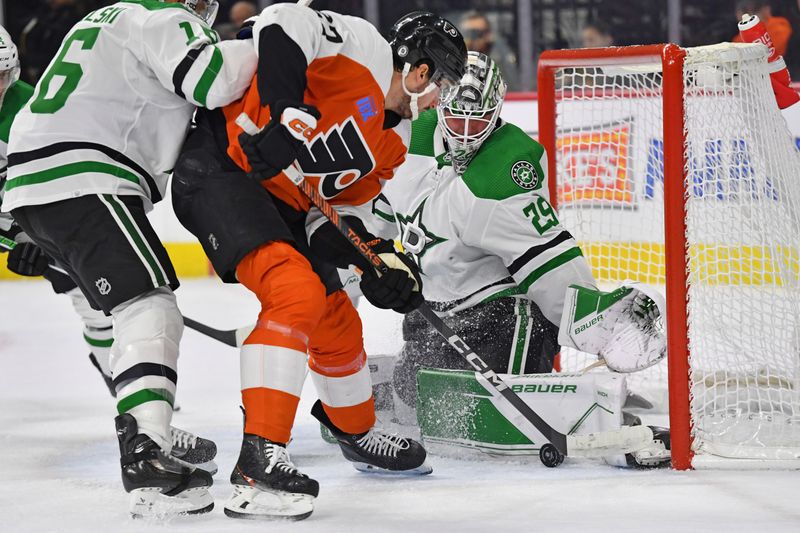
[396,198,447,272]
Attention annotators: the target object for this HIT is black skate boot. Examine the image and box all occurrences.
[626,426,671,468]
[115,414,214,518]
[224,434,319,521]
[311,399,432,475]
[170,426,218,475]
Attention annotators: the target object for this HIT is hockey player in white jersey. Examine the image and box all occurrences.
[0,23,218,472]
[1,0,256,517]
[380,52,669,467]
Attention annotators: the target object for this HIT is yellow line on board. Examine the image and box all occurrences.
[0,242,212,280]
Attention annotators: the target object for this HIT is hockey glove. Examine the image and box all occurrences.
[359,239,424,314]
[7,240,49,277]
[238,100,320,180]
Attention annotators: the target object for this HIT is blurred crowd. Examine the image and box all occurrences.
[5,0,800,91]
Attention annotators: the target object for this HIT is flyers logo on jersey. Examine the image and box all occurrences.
[296,117,376,199]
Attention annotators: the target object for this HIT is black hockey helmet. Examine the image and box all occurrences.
[388,11,468,87]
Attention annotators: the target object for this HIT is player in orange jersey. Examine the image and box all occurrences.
[172,5,466,520]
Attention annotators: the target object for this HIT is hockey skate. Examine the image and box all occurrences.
[224,434,319,521]
[311,399,432,475]
[115,414,214,518]
[626,426,671,468]
[170,426,218,475]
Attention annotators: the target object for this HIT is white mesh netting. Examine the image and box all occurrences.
[550,43,800,461]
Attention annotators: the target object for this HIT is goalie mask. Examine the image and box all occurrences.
[0,25,19,102]
[438,52,507,174]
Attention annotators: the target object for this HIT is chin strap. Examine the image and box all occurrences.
[401,63,437,120]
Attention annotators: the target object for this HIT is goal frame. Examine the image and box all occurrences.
[537,44,693,469]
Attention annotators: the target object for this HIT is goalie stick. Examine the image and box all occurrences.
[235,112,653,458]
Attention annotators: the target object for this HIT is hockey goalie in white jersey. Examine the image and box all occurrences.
[376,52,669,467]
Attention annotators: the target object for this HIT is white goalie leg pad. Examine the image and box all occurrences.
[225,485,314,520]
[129,487,214,519]
[111,287,183,452]
[367,353,397,386]
[558,282,667,373]
[478,372,654,457]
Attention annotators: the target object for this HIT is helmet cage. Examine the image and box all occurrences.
[180,0,219,25]
[437,52,507,174]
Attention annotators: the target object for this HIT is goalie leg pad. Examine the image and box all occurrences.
[416,369,630,456]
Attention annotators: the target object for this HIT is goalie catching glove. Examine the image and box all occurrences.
[238,100,320,180]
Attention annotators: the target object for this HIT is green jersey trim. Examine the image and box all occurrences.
[4,161,142,191]
[193,46,223,106]
[488,246,584,301]
[461,123,547,201]
[408,109,438,157]
[0,81,34,144]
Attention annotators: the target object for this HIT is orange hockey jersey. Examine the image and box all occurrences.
[222,3,408,213]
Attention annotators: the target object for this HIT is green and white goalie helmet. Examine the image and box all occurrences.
[168,0,219,25]
[437,51,507,174]
[0,25,20,100]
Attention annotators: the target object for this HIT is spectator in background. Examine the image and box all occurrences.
[215,1,259,40]
[18,0,84,84]
[459,11,520,91]
[732,0,792,56]
[581,19,615,48]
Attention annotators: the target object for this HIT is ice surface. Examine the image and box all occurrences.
[1,278,798,533]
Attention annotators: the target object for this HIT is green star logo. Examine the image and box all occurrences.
[395,198,447,273]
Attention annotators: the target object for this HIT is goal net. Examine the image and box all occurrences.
[538,43,800,468]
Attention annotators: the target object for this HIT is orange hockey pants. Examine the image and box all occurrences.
[236,241,375,443]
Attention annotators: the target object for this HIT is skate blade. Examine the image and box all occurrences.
[352,461,433,476]
[192,460,218,476]
[129,487,214,519]
[224,484,315,521]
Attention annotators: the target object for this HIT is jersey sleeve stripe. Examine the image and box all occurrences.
[7,141,161,203]
[192,46,224,107]
[507,230,575,275]
[172,44,208,99]
[495,246,585,300]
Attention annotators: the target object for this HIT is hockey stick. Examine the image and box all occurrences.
[235,113,652,457]
[0,235,16,251]
[183,316,253,348]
